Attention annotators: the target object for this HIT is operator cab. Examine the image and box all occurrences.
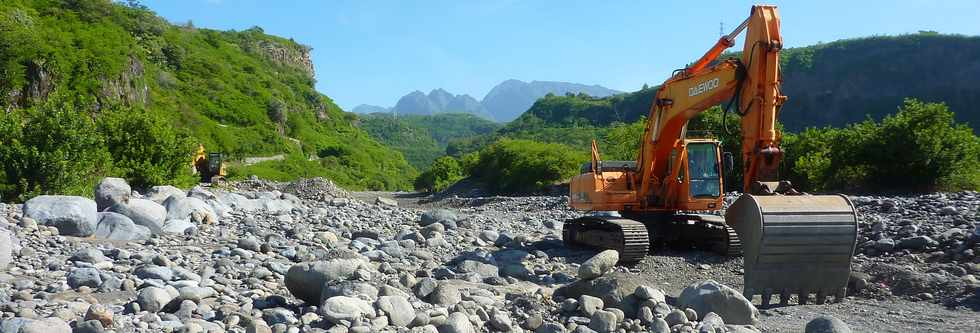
[686,142,722,198]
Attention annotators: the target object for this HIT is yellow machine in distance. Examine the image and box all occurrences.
[192,144,227,183]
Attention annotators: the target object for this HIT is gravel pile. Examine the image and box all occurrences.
[845,192,980,306]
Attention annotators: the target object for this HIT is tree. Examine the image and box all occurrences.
[414,156,464,193]
[0,99,111,200]
[469,139,586,194]
[97,106,196,189]
[783,99,980,192]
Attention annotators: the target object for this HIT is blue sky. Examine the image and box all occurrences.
[142,1,980,110]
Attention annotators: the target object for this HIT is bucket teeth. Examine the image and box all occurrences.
[815,290,827,304]
[834,287,847,303]
[751,288,849,306]
[761,289,773,307]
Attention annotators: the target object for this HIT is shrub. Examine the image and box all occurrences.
[0,99,111,201]
[469,139,586,194]
[784,99,980,192]
[97,106,197,189]
[414,156,464,193]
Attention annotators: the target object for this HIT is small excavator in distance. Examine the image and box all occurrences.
[192,144,227,183]
[565,5,858,306]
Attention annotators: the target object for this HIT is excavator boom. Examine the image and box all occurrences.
[565,5,859,305]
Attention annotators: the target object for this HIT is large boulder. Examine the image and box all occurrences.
[188,187,234,218]
[421,209,460,228]
[161,219,197,235]
[23,195,98,237]
[94,212,151,241]
[216,192,262,212]
[187,186,217,201]
[429,283,461,306]
[589,310,618,332]
[438,312,475,333]
[285,257,370,304]
[556,274,643,312]
[94,177,131,211]
[260,198,294,214]
[677,280,759,325]
[0,317,71,333]
[578,250,619,280]
[0,227,17,271]
[137,286,176,313]
[319,296,374,324]
[67,268,102,289]
[805,316,852,333]
[107,198,166,234]
[164,196,217,224]
[897,235,937,250]
[376,295,414,327]
[145,185,185,204]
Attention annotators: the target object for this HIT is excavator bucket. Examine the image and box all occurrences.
[725,194,858,305]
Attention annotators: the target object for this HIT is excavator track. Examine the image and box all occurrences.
[563,216,650,263]
[714,225,743,256]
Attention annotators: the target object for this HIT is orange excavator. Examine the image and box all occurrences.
[565,5,858,305]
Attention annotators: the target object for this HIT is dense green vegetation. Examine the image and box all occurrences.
[0,0,415,199]
[466,139,586,194]
[783,99,980,192]
[0,95,196,200]
[424,98,979,194]
[413,156,465,193]
[357,113,500,169]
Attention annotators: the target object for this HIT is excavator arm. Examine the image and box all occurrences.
[566,5,859,306]
[636,5,786,201]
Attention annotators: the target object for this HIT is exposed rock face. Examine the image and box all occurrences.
[98,56,148,109]
[249,39,315,78]
[6,59,54,109]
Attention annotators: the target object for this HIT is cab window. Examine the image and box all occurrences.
[687,143,721,198]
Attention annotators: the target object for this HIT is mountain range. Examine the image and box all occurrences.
[352,80,622,122]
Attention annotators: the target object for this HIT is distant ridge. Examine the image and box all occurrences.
[481,79,622,122]
[353,80,622,122]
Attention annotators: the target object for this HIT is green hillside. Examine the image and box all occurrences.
[357,113,500,169]
[0,0,415,198]
[502,33,980,133]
